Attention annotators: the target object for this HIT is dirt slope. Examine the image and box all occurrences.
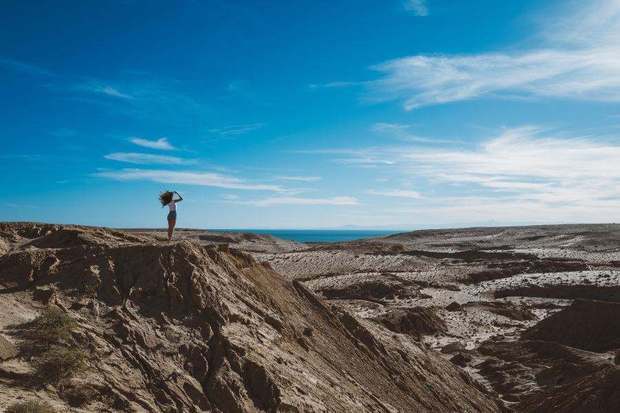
[0,223,500,412]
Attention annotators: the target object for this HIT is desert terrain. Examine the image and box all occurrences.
[1,222,619,412]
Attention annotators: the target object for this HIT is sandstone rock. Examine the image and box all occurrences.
[450,353,472,367]
[0,335,17,361]
[523,299,620,352]
[446,302,462,311]
[442,342,466,354]
[371,307,446,338]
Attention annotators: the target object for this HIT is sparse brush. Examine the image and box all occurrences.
[28,307,77,344]
[34,345,85,383]
[5,400,56,413]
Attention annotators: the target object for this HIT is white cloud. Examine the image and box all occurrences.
[130,137,175,150]
[100,85,134,99]
[104,152,194,165]
[367,189,422,199]
[372,122,459,143]
[371,0,620,109]
[405,127,619,182]
[308,81,362,89]
[246,196,359,207]
[335,156,396,167]
[77,82,134,99]
[276,176,322,182]
[400,126,620,210]
[96,169,283,191]
[208,123,264,137]
[295,126,620,224]
[403,0,428,17]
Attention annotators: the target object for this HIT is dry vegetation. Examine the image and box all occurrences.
[27,307,76,344]
[22,307,85,383]
[34,345,85,383]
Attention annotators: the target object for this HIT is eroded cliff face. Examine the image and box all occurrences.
[0,223,500,412]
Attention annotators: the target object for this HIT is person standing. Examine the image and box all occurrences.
[159,191,183,240]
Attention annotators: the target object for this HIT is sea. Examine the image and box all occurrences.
[213,229,398,243]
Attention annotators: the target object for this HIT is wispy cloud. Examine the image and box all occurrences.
[96,169,283,191]
[208,123,264,137]
[0,57,54,77]
[104,152,194,165]
[76,82,134,100]
[295,148,398,168]
[335,156,396,167]
[372,122,459,143]
[371,0,620,109]
[130,137,175,150]
[58,74,208,124]
[297,125,620,223]
[401,126,620,207]
[367,189,422,198]
[276,176,322,182]
[403,0,428,17]
[242,196,359,207]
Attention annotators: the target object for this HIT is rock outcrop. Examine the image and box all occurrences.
[523,299,620,352]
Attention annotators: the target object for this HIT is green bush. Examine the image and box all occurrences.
[28,307,76,344]
[34,345,85,383]
[5,400,56,413]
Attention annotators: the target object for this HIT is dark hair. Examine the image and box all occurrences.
[159,191,173,206]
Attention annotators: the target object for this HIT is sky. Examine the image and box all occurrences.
[2,0,620,229]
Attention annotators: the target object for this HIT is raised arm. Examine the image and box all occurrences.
[173,191,183,202]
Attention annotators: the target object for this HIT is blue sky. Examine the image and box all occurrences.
[2,0,620,229]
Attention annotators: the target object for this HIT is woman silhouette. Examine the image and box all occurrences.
[159,190,183,240]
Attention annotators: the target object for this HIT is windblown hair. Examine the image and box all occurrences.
[159,191,174,206]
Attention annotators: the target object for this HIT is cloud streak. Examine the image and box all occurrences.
[76,82,135,100]
[372,122,460,143]
[130,137,175,150]
[208,123,264,137]
[104,152,194,165]
[403,0,428,17]
[367,189,422,199]
[96,169,283,191]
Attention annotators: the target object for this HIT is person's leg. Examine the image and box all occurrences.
[167,215,176,240]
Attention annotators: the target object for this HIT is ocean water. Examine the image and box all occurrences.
[214,229,398,243]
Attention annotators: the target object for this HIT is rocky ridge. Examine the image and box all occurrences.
[0,223,500,412]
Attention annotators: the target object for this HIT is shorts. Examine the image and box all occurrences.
[167,211,177,220]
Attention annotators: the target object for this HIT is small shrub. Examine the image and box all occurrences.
[34,345,85,383]
[28,307,76,344]
[5,400,56,413]
[61,382,97,407]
